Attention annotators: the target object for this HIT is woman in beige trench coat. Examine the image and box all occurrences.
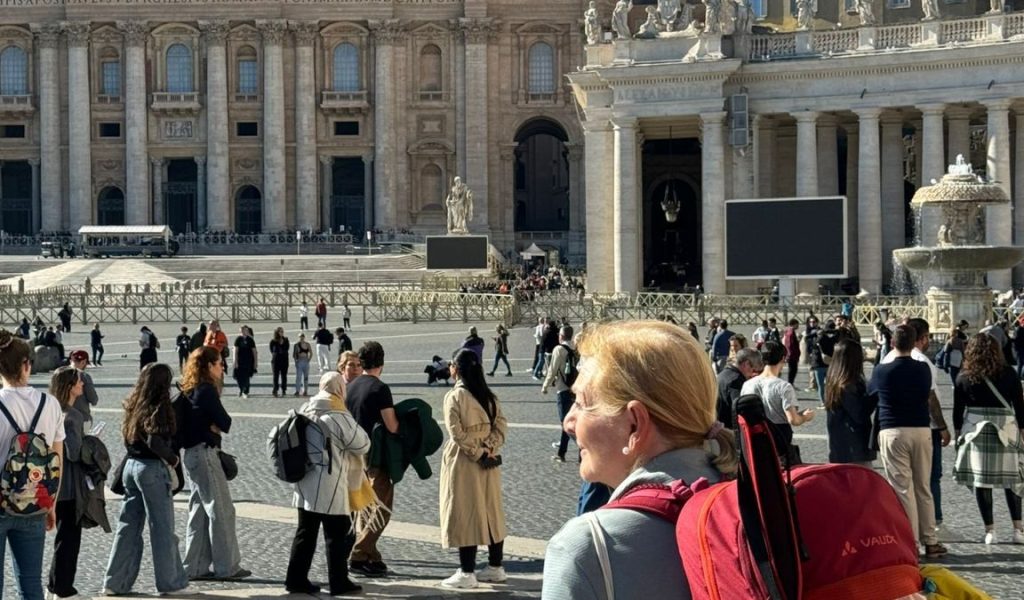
[439,348,509,590]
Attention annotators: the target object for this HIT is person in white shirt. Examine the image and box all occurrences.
[299,303,309,331]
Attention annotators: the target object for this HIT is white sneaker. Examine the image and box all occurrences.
[440,570,478,589]
[159,588,190,597]
[476,566,507,583]
[1013,529,1024,545]
[101,590,121,597]
[984,531,998,545]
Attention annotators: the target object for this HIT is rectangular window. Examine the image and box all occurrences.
[888,0,910,7]
[98,122,121,138]
[751,0,768,17]
[334,121,359,136]
[101,61,121,96]
[0,125,26,139]
[236,121,259,137]
[238,59,258,94]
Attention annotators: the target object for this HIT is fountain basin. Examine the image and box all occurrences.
[893,246,1024,272]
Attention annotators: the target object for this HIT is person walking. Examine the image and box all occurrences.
[530,317,546,378]
[824,340,877,466]
[741,341,815,457]
[347,341,400,577]
[315,297,328,329]
[314,325,334,374]
[485,325,509,376]
[293,333,313,396]
[18,318,31,340]
[139,326,159,370]
[232,326,257,399]
[47,367,86,600]
[189,323,207,353]
[945,324,968,385]
[710,320,735,373]
[103,363,188,596]
[342,304,352,330]
[782,318,802,385]
[336,328,353,356]
[176,326,192,371]
[439,349,509,589]
[270,328,290,398]
[90,324,104,366]
[298,302,309,332]
[543,326,576,462]
[68,350,98,431]
[869,324,949,559]
[179,347,250,581]
[461,327,485,364]
[58,303,72,333]
[952,333,1024,545]
[0,328,65,600]
[285,372,370,595]
[203,320,229,366]
[716,348,763,429]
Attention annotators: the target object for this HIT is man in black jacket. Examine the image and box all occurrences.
[716,348,763,428]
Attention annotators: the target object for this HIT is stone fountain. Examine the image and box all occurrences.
[893,155,1024,330]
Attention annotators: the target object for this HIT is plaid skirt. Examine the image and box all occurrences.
[953,407,1024,495]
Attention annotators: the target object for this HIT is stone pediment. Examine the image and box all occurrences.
[151,23,199,37]
[320,22,369,38]
[408,140,454,155]
[514,22,565,35]
[0,25,31,40]
[90,25,123,44]
[229,24,261,42]
[409,22,451,39]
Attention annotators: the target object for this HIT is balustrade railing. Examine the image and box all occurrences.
[1006,12,1024,37]
[748,34,797,60]
[941,18,987,43]
[812,30,859,54]
[877,24,922,49]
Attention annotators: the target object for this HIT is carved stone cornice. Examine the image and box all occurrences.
[31,23,61,50]
[199,20,230,45]
[369,19,405,45]
[117,21,149,47]
[63,21,92,47]
[459,18,498,44]
[290,21,319,46]
[257,19,288,45]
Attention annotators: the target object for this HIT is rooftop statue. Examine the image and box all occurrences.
[922,0,940,21]
[637,6,660,38]
[856,0,876,26]
[657,0,682,32]
[612,0,633,40]
[703,0,723,34]
[585,1,601,45]
[796,0,816,30]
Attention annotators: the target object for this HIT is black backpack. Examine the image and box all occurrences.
[268,410,320,483]
[560,343,579,388]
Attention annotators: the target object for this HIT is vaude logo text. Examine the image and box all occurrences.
[841,535,898,557]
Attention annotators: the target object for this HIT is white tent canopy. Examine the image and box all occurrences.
[519,243,547,259]
[78,226,171,236]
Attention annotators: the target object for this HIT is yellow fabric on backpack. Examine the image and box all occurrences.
[921,565,993,600]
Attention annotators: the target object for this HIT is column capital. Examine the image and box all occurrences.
[581,119,612,133]
[369,19,405,45]
[320,155,333,166]
[879,111,905,126]
[700,111,728,126]
[982,97,1014,113]
[117,21,149,47]
[199,20,230,45]
[792,110,820,124]
[361,151,374,163]
[752,114,776,129]
[918,103,946,117]
[257,19,288,45]
[194,156,207,167]
[853,107,883,121]
[151,157,166,168]
[27,158,40,168]
[290,20,319,46]
[459,18,498,44]
[62,21,91,47]
[945,104,973,120]
[611,116,638,130]
[31,23,61,49]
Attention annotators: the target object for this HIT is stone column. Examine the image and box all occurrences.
[29,159,40,233]
[362,152,373,233]
[845,124,860,277]
[612,117,640,294]
[583,120,615,293]
[65,21,92,230]
[32,24,62,232]
[320,156,333,232]
[754,115,775,198]
[1016,110,1024,284]
[461,18,494,232]
[370,20,401,229]
[985,99,1013,291]
[817,114,839,196]
[200,21,230,231]
[454,26,467,178]
[119,21,150,225]
[794,111,819,197]
[702,111,728,294]
[258,20,287,232]
[151,158,165,225]
[919,103,946,248]
[880,112,905,285]
[195,156,206,232]
[291,21,319,231]
[946,105,972,165]
[855,108,883,293]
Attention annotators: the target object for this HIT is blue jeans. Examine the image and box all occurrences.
[490,352,512,375]
[294,359,310,394]
[556,390,575,459]
[812,367,828,403]
[948,366,960,387]
[0,514,46,600]
[532,352,547,379]
[104,458,188,594]
[183,445,242,578]
[931,429,943,523]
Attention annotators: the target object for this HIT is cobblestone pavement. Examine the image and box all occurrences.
[4,319,1023,598]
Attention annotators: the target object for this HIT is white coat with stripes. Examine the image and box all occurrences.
[292,393,370,515]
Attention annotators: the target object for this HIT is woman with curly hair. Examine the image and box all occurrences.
[103,363,188,595]
[179,347,249,580]
[953,333,1024,545]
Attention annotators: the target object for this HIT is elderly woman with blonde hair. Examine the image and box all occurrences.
[542,320,738,599]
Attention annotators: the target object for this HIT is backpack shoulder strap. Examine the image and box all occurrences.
[585,512,616,600]
[0,400,22,435]
[28,393,47,435]
[602,480,705,523]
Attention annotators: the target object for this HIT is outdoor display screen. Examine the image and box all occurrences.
[426,236,489,270]
[725,197,848,279]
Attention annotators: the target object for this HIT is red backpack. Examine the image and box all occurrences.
[602,395,923,600]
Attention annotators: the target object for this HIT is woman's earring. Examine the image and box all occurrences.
[621,446,630,456]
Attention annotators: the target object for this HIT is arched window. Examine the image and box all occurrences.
[419,45,442,92]
[97,187,126,226]
[165,43,193,93]
[236,45,258,94]
[0,46,28,96]
[420,164,444,210]
[528,42,555,96]
[235,185,262,234]
[99,47,121,97]
[514,119,570,232]
[332,43,360,92]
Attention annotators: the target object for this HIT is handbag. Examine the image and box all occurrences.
[110,454,128,496]
[218,450,238,481]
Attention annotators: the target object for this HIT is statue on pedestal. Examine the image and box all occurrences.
[856,0,876,25]
[637,7,660,38]
[657,0,682,32]
[446,176,474,235]
[796,0,815,30]
[734,0,754,35]
[989,0,1003,14]
[922,0,940,21]
[703,0,723,34]
[612,0,633,40]
[585,1,601,45]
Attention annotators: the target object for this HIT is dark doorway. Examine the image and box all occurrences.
[514,119,570,232]
[164,159,197,234]
[331,158,365,237]
[0,161,32,234]
[235,186,262,234]
[97,186,125,226]
[643,138,702,290]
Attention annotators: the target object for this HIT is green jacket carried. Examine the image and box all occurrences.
[368,398,444,483]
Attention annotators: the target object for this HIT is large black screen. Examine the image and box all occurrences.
[426,236,489,270]
[726,197,847,278]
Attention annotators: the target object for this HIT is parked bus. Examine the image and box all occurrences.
[78,226,180,258]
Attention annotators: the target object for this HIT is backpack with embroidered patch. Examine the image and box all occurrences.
[560,343,579,388]
[598,394,923,600]
[268,409,319,483]
[0,395,61,517]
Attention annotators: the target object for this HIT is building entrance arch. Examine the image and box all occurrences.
[513,118,570,232]
[645,176,701,290]
[235,185,262,234]
[97,186,126,226]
